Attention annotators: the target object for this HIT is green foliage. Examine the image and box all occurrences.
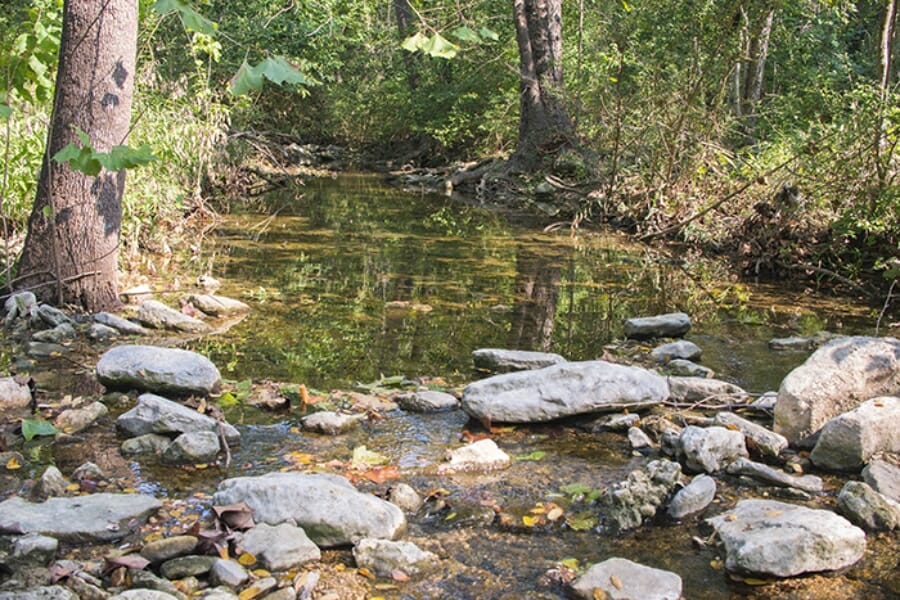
[229,56,314,97]
[151,0,217,36]
[53,127,157,176]
[21,418,57,441]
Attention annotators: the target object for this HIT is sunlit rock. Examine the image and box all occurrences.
[116,393,239,444]
[810,396,900,471]
[713,412,787,458]
[352,538,438,577]
[679,425,748,473]
[725,457,823,493]
[97,345,221,396]
[667,377,748,404]
[137,299,207,333]
[569,557,682,600]
[235,523,320,570]
[598,459,682,533]
[667,474,716,519]
[186,294,250,317]
[437,439,510,474]
[623,312,691,340]
[650,339,701,362]
[862,458,900,502]
[471,348,566,374]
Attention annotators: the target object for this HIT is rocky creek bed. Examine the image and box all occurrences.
[0,291,898,599]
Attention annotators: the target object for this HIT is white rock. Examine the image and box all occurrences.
[679,425,748,473]
[810,396,900,471]
[569,557,682,600]
[437,439,510,474]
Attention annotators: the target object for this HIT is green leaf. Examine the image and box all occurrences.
[258,57,312,86]
[0,104,12,119]
[75,127,91,147]
[96,144,158,171]
[41,205,52,219]
[52,142,82,165]
[565,511,597,531]
[478,26,500,42]
[351,445,388,468]
[423,33,458,59]
[401,31,429,53]
[514,450,546,461]
[229,60,264,96]
[560,482,593,497]
[152,0,217,36]
[218,391,239,407]
[21,418,58,441]
[451,25,480,44]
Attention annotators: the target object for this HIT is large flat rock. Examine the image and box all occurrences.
[0,493,161,543]
[461,360,668,424]
[97,344,221,396]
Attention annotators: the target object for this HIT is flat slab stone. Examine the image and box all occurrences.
[569,557,682,600]
[187,294,251,317]
[138,300,207,333]
[97,345,221,396]
[94,312,148,336]
[117,393,240,443]
[0,493,161,543]
[725,457,823,493]
[461,360,668,424]
[236,522,320,570]
[472,348,566,373]
[668,377,748,403]
[352,538,439,577]
[714,412,788,458]
[651,340,701,362]
[706,499,866,577]
[623,312,691,340]
[395,390,459,412]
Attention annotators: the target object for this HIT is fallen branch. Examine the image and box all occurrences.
[777,261,874,299]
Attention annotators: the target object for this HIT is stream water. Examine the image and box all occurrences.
[16,174,897,599]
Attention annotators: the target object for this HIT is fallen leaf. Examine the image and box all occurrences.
[359,465,401,484]
[357,567,376,580]
[351,445,388,468]
[391,569,410,582]
[522,515,540,527]
[547,506,564,521]
[609,574,623,590]
[213,502,255,530]
[237,552,257,566]
[742,577,770,586]
[592,588,608,600]
[5,457,21,470]
[104,554,150,571]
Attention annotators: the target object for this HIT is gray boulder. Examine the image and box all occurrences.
[862,458,900,502]
[117,393,239,444]
[809,396,900,471]
[0,376,32,410]
[35,305,72,328]
[650,340,701,362]
[388,483,422,513]
[667,474,716,519]
[140,535,199,564]
[713,412,788,458]
[97,345,221,396]
[707,499,866,576]
[186,294,250,317]
[437,439,510,474]
[599,459,682,533]
[837,480,900,531]
[212,472,406,547]
[137,300,207,333]
[300,411,365,435]
[3,291,37,326]
[32,323,76,344]
[209,559,249,588]
[121,433,172,456]
[0,587,78,600]
[461,360,668,424]
[623,312,691,340]
[569,557,682,600]
[162,431,221,465]
[725,457,823,493]
[664,359,713,378]
[667,377,748,403]
[472,348,566,373]
[28,466,69,501]
[395,390,459,412]
[94,312,148,336]
[235,523,321,570]
[159,555,217,579]
[774,336,900,446]
[0,493,161,543]
[352,538,439,577]
[680,425,748,473]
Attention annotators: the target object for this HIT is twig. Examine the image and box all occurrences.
[875,278,897,335]
[777,261,874,299]
[217,419,232,469]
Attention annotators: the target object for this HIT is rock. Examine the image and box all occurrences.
[88,323,121,340]
[598,459,682,533]
[162,431,221,465]
[650,340,702,362]
[352,538,439,577]
[627,426,654,449]
[461,360,668,424]
[0,376,32,410]
[667,377,749,403]
[54,401,108,435]
[0,587,78,600]
[196,588,239,600]
[32,323,76,344]
[388,483,422,513]
[94,312,148,336]
[127,570,186,599]
[713,412,788,458]
[586,412,640,433]
[186,294,250,317]
[121,433,172,456]
[623,312,691,340]
[209,559,249,588]
[667,474,716,519]
[0,493,161,543]
[706,499,866,576]
[120,285,153,305]
[35,305,72,328]
[395,390,458,412]
[663,359,713,378]
[471,348,566,373]
[679,426,748,473]
[725,457,823,493]
[437,439,510,474]
[569,557,682,600]
[769,336,817,351]
[137,300,207,333]
[234,578,276,600]
[0,533,58,572]
[109,590,181,600]
[71,462,105,483]
[97,345,221,396]
[212,472,406,547]
[159,555,217,579]
[837,480,900,531]
[750,391,778,412]
[810,397,900,471]
[236,523,320,570]
[140,535,199,564]
[3,291,37,326]
[300,411,365,435]
[774,336,900,446]
[28,466,69,501]
[196,275,221,294]
[27,342,68,358]
[116,393,239,444]
[862,458,900,502]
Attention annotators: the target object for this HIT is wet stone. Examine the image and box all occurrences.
[388,483,422,513]
[121,433,172,456]
[352,538,439,577]
[569,557,682,600]
[599,459,682,533]
[395,390,458,412]
[161,431,221,465]
[437,439,510,474]
[159,555,217,580]
[623,312,691,340]
[862,458,900,502]
[300,411,364,435]
[32,323,76,344]
[27,342,69,358]
[650,339,702,362]
[140,535,199,564]
[667,474,716,519]
[837,480,900,531]
[209,558,249,588]
[587,412,640,432]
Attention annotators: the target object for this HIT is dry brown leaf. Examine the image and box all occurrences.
[609,574,623,590]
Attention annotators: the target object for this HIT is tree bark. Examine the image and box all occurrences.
[15,0,137,311]
[738,8,775,141]
[510,0,574,171]
[881,0,897,99]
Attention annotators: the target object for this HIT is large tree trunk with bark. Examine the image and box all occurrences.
[15,0,137,311]
[735,7,775,142]
[510,0,574,171]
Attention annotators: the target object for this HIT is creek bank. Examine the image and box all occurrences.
[0,299,897,598]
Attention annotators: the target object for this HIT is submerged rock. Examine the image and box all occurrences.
[569,557,682,600]
[211,472,406,547]
[623,312,691,340]
[97,345,221,396]
[810,396,900,471]
[0,493,161,543]
[461,360,668,424]
[706,499,866,577]
[599,459,682,533]
[471,348,566,373]
[774,336,900,446]
[352,538,438,577]
[437,439,511,474]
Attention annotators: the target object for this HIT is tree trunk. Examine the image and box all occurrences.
[881,0,898,98]
[738,8,775,141]
[15,0,137,311]
[510,0,574,171]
